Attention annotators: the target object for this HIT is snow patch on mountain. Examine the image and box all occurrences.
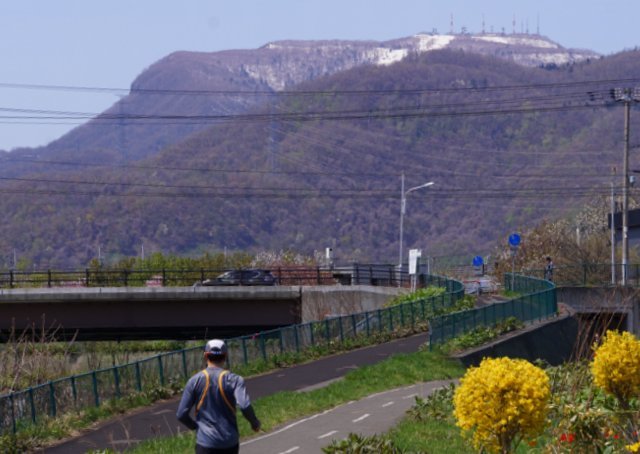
[415,34,456,51]
[372,48,409,66]
[473,35,560,49]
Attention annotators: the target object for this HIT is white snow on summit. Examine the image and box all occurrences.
[472,35,560,49]
[415,34,456,52]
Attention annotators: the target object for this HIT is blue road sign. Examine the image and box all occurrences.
[472,256,484,267]
[508,233,521,247]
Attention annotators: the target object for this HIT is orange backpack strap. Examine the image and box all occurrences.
[195,369,210,415]
[217,370,235,413]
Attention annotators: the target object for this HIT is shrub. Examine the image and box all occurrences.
[386,286,446,307]
[322,433,400,453]
[453,357,550,453]
[441,317,524,354]
[591,330,640,407]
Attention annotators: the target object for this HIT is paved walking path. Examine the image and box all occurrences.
[240,379,454,454]
[43,333,431,453]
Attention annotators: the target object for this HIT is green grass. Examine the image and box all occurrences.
[389,418,473,453]
[125,349,465,453]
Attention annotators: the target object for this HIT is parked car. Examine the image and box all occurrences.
[200,269,277,286]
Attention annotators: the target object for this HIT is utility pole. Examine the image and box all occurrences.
[611,87,640,285]
[611,180,616,285]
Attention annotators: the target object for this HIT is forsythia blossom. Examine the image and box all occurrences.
[591,330,640,404]
[453,357,550,453]
[627,441,640,453]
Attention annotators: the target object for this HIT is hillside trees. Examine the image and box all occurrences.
[0,50,639,266]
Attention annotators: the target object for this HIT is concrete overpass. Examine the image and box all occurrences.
[557,286,639,335]
[0,286,302,341]
[0,285,402,341]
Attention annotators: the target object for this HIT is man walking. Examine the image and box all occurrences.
[177,339,261,454]
[544,256,555,281]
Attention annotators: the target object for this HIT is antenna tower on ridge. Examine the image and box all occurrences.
[482,14,485,34]
[512,14,516,34]
[450,14,454,34]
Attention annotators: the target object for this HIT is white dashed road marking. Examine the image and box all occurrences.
[317,430,338,439]
[278,447,299,454]
[352,413,370,423]
[381,401,394,408]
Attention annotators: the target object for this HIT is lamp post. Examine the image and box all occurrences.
[611,87,640,285]
[398,173,434,280]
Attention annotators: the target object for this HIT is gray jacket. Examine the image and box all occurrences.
[176,366,260,449]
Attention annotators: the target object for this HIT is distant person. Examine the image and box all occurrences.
[544,256,555,281]
[177,339,261,454]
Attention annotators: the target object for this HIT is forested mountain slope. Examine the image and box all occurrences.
[0,48,638,267]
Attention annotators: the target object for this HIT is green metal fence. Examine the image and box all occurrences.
[0,274,463,436]
[526,263,640,287]
[428,273,557,347]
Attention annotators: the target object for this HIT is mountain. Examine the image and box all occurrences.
[1,32,598,169]
[0,45,638,268]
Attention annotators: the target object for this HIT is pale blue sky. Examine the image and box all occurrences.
[1,0,638,150]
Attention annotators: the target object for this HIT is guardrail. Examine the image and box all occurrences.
[428,273,557,347]
[0,274,463,436]
[0,263,425,289]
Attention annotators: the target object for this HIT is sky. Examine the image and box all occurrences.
[1,0,639,151]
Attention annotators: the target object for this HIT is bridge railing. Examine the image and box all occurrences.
[428,273,557,347]
[526,263,640,287]
[0,264,431,289]
[0,274,463,436]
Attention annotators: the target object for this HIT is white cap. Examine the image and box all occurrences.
[204,339,227,356]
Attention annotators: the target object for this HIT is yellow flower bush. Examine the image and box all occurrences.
[591,330,640,405]
[453,357,550,453]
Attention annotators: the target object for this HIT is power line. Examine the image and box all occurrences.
[0,77,639,96]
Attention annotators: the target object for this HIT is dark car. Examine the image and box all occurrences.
[200,269,277,286]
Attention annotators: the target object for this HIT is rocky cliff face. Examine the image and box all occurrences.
[137,33,598,92]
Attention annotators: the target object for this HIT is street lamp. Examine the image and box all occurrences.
[398,173,434,276]
[611,87,640,285]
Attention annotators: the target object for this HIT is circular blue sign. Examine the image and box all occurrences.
[508,233,521,247]
[472,256,484,267]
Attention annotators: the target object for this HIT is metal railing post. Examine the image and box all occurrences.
[10,393,16,434]
[135,362,142,392]
[71,375,78,404]
[28,388,36,424]
[242,337,248,365]
[92,371,100,407]
[157,355,165,387]
[260,334,267,361]
[113,367,121,398]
